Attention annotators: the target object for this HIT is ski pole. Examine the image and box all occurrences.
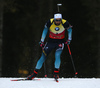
[67,44,78,77]
[41,46,47,78]
[44,62,47,77]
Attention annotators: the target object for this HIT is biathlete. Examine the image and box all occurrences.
[27,13,72,80]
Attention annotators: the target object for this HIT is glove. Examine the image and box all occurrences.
[39,41,44,48]
[65,40,71,45]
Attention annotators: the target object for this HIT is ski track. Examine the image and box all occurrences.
[0,78,100,88]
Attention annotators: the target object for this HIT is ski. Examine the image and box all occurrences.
[11,78,27,81]
[11,78,41,81]
[11,78,59,82]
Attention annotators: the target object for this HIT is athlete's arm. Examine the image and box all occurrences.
[67,26,72,40]
[41,20,51,42]
[63,20,72,40]
[41,26,48,42]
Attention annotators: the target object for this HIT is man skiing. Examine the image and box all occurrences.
[27,13,72,80]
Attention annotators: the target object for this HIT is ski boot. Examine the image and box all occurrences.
[27,69,39,80]
[54,68,59,82]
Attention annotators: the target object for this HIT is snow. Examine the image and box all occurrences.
[0,78,100,88]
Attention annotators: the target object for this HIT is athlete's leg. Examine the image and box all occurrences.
[54,50,62,80]
[54,43,64,79]
[27,52,46,80]
[35,52,46,69]
[55,49,63,69]
[27,42,54,80]
[55,43,64,69]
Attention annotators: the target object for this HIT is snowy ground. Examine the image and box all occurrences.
[0,78,100,88]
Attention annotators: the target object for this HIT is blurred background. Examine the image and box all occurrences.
[0,0,100,78]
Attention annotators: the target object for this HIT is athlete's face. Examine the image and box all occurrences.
[54,18,62,26]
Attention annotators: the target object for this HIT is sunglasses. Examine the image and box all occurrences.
[54,19,62,21]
